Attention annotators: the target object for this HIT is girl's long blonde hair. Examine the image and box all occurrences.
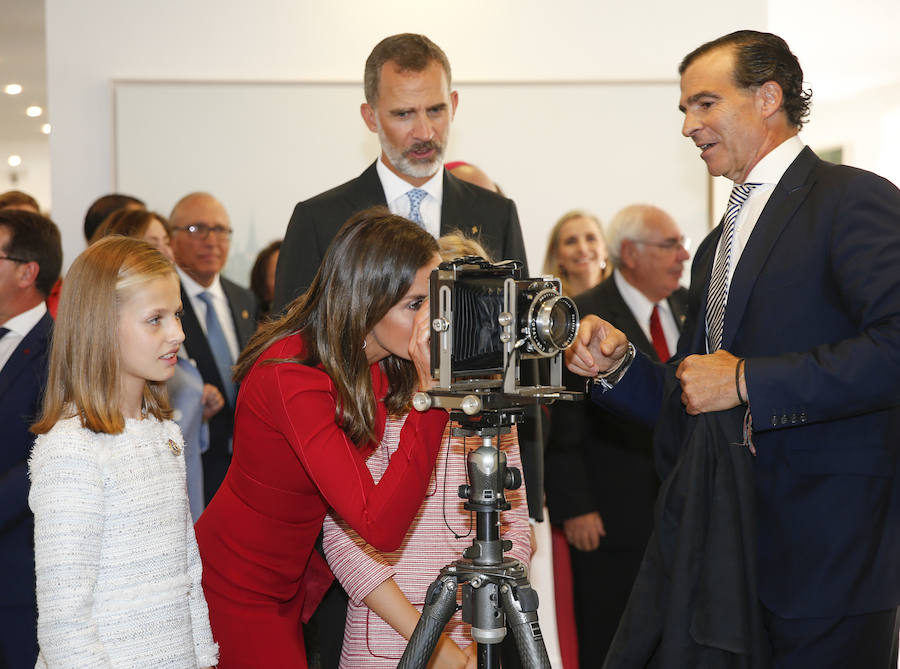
[32,237,177,435]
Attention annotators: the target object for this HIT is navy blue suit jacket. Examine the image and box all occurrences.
[599,147,900,618]
[0,310,53,610]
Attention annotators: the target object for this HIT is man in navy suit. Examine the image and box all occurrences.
[0,210,61,668]
[568,31,900,667]
[169,193,258,504]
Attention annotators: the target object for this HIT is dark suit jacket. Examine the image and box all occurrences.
[600,147,900,618]
[179,277,258,502]
[0,310,52,611]
[546,277,687,549]
[272,161,529,310]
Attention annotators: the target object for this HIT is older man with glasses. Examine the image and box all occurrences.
[170,192,259,503]
[545,203,689,665]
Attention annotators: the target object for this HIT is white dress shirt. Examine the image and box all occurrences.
[376,157,444,239]
[176,268,240,362]
[614,270,679,356]
[720,135,806,288]
[0,301,46,371]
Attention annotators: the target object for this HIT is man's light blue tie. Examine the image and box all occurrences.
[406,188,428,225]
[706,183,761,352]
[197,291,236,405]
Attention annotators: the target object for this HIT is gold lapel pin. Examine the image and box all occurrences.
[167,439,183,456]
[241,309,249,320]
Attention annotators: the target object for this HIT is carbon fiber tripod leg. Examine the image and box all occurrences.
[499,582,551,669]
[398,574,459,669]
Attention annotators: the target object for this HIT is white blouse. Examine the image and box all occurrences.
[29,415,218,668]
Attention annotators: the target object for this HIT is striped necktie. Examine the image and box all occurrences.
[706,182,760,352]
[406,188,427,225]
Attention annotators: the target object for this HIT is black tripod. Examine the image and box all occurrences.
[398,410,551,669]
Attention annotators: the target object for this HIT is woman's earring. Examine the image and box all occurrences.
[362,338,367,350]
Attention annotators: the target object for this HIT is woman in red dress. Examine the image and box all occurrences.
[194,208,448,667]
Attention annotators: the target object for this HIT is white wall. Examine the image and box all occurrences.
[0,137,51,212]
[45,0,766,273]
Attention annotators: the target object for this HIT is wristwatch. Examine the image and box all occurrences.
[586,342,635,392]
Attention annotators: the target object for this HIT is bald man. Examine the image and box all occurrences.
[170,192,259,502]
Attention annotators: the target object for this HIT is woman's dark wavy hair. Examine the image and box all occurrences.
[234,206,439,445]
[679,30,812,129]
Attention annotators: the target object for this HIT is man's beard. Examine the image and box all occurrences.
[377,124,446,180]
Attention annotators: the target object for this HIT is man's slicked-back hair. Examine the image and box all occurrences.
[679,30,812,129]
[364,33,451,106]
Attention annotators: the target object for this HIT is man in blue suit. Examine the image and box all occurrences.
[568,31,900,667]
[0,209,61,668]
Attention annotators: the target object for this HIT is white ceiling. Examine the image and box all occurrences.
[0,0,47,144]
[0,1,898,154]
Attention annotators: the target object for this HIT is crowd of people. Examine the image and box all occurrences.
[2,27,900,669]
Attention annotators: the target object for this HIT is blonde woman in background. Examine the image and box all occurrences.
[542,210,611,298]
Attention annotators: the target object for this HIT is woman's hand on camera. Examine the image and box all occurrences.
[409,298,435,392]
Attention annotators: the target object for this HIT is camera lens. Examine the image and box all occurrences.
[546,297,578,348]
[526,289,579,355]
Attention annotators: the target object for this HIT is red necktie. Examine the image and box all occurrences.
[650,304,671,362]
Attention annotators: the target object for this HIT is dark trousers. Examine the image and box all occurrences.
[0,605,39,669]
[570,546,643,668]
[763,605,899,668]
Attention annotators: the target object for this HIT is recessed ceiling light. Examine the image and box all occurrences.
[41,123,51,135]
[4,84,22,95]
[26,105,43,117]
[8,155,22,168]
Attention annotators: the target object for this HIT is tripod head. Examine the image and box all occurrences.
[451,410,523,566]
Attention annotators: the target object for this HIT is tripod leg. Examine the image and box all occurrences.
[398,574,459,669]
[499,582,552,669]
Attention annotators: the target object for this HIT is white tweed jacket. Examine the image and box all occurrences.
[28,416,218,668]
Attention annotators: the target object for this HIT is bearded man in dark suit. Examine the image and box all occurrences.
[272,33,528,308]
[546,204,689,665]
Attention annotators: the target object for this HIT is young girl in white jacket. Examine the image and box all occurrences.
[29,236,218,668]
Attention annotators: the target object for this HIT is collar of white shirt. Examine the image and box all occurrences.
[744,134,805,186]
[613,269,679,352]
[1,300,46,338]
[721,135,806,289]
[376,157,444,237]
[176,266,226,302]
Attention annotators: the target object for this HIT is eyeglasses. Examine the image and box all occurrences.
[630,236,691,253]
[0,255,29,263]
[171,223,233,240]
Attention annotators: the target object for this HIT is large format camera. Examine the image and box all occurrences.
[417,256,580,415]
[402,257,579,669]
